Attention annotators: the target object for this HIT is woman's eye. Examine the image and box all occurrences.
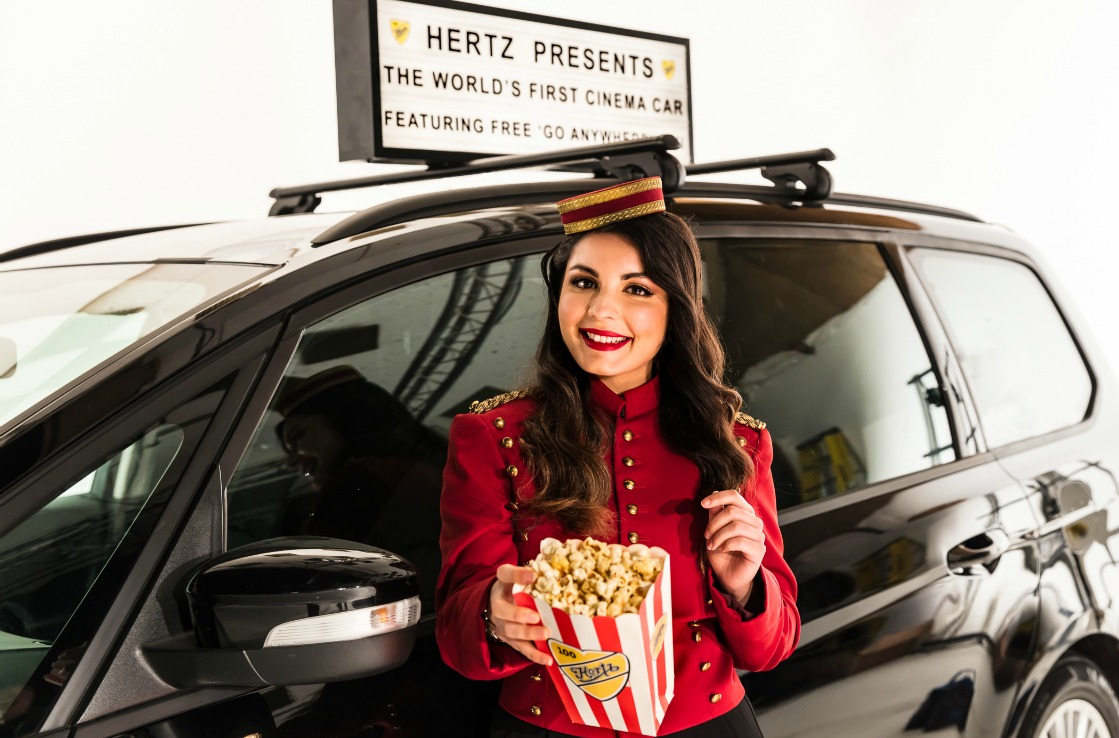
[626,284,653,297]
[570,277,596,289]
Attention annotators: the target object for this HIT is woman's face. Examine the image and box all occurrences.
[558,231,669,394]
[282,412,347,491]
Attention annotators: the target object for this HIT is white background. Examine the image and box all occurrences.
[2,1,1117,373]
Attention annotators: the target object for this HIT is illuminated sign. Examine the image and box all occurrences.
[334,0,692,163]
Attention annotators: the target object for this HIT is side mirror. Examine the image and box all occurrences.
[143,537,420,687]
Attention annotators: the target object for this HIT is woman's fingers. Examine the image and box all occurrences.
[701,488,750,508]
[496,563,537,586]
[706,519,764,553]
[509,639,554,666]
[489,567,554,666]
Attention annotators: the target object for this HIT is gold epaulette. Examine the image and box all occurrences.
[735,411,766,430]
[470,389,531,414]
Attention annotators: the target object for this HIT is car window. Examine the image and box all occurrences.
[908,248,1091,449]
[0,432,187,731]
[227,254,543,613]
[703,239,956,509]
[0,375,232,738]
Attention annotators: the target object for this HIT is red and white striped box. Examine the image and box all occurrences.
[514,548,674,736]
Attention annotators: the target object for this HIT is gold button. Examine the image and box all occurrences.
[530,672,543,682]
[494,417,506,429]
[628,532,639,544]
[737,436,747,447]
[710,693,722,704]
[693,631,702,643]
[622,430,634,441]
[706,598,714,606]
[627,504,638,515]
[623,456,635,467]
[688,621,701,628]
[501,437,514,448]
[530,705,542,716]
[700,662,712,672]
[506,465,518,477]
[623,479,635,490]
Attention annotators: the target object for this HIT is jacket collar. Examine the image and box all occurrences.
[588,375,660,420]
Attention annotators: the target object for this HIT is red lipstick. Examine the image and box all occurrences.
[580,328,632,352]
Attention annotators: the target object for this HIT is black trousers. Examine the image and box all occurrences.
[490,697,764,737]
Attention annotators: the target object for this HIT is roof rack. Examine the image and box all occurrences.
[305,143,840,244]
[297,140,983,246]
[687,148,835,201]
[270,135,688,216]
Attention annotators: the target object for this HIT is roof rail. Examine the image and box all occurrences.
[270,135,687,216]
[0,224,206,265]
[686,148,836,201]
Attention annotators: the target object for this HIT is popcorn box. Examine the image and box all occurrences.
[513,540,674,736]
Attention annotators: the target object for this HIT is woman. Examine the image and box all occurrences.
[436,177,800,737]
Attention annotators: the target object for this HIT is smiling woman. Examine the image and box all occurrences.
[435,178,800,737]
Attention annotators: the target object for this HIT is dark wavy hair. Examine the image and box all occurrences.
[519,211,753,536]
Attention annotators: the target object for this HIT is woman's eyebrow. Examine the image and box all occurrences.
[568,264,648,280]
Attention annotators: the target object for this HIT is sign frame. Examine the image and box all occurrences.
[333,0,693,164]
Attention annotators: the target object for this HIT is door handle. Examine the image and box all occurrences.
[947,529,1010,574]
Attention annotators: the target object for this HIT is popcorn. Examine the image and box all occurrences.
[525,537,665,615]
[513,537,674,735]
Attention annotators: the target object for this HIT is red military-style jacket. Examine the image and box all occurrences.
[435,377,800,737]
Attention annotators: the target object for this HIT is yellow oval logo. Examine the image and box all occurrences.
[548,639,631,701]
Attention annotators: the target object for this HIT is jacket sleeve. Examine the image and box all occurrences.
[708,427,801,672]
[435,412,530,680]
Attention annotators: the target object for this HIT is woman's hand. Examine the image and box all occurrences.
[702,489,765,604]
[488,564,554,667]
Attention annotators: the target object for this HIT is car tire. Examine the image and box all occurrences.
[1020,656,1119,738]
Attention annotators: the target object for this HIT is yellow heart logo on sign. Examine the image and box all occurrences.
[548,640,630,701]
[390,19,410,44]
[662,60,676,80]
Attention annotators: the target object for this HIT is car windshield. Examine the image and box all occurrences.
[0,262,267,428]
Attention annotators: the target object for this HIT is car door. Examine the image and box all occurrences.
[906,243,1119,689]
[209,231,560,737]
[0,325,275,738]
[694,228,1042,738]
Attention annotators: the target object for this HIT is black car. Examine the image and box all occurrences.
[2,137,1117,738]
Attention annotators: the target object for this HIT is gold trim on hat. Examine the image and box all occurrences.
[556,177,663,214]
[563,201,666,234]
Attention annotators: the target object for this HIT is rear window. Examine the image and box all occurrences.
[909,248,1091,448]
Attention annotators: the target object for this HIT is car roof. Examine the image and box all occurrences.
[0,213,349,270]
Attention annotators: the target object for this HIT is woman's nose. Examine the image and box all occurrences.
[586,290,617,319]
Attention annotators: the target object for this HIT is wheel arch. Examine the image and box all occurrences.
[1006,634,1119,737]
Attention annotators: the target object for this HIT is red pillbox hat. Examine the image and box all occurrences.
[556,177,665,235]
